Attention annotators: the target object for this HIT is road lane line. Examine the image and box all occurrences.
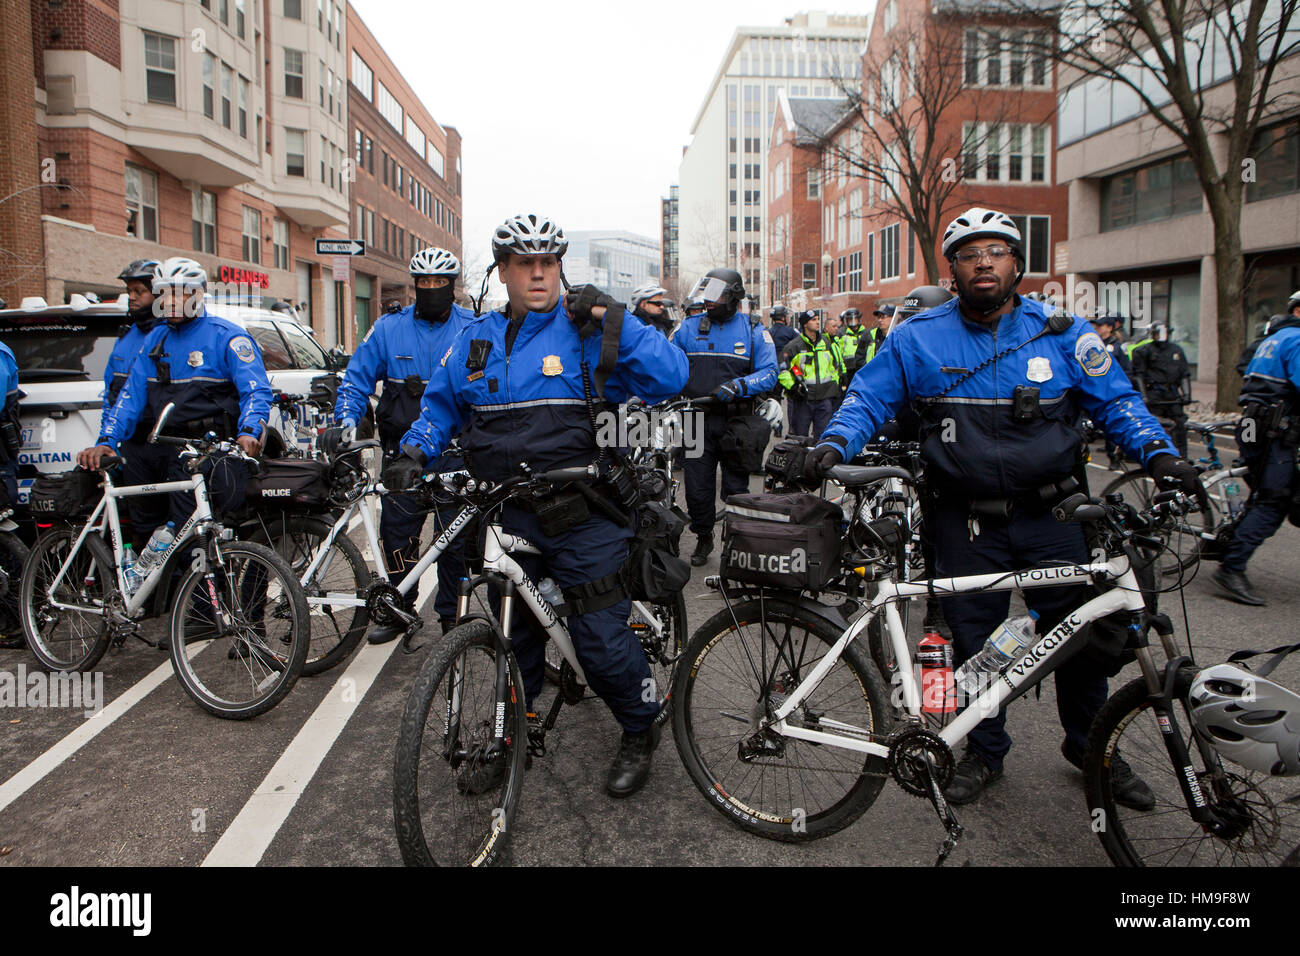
[0,649,198,815]
[202,555,441,866]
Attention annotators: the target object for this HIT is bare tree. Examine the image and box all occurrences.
[997,0,1300,410]
[808,16,1051,284]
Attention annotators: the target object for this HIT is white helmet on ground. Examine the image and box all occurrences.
[409,247,461,278]
[941,207,1022,261]
[151,256,208,294]
[1189,663,1300,776]
[630,284,669,311]
[492,213,568,261]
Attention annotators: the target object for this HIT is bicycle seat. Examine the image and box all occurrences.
[827,464,913,486]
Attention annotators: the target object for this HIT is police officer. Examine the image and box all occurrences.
[839,308,865,382]
[1130,323,1191,457]
[672,268,778,567]
[630,283,674,336]
[856,303,895,368]
[684,296,706,319]
[331,247,476,643]
[805,207,1197,808]
[78,258,273,533]
[1091,314,1134,470]
[104,259,166,541]
[1213,312,1300,606]
[778,309,845,441]
[768,305,799,355]
[0,341,22,648]
[387,214,689,798]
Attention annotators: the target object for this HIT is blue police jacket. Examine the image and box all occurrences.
[401,300,689,481]
[770,322,799,356]
[335,303,476,441]
[104,322,153,407]
[1,342,18,414]
[1239,324,1300,409]
[823,295,1178,499]
[98,310,273,448]
[671,311,779,399]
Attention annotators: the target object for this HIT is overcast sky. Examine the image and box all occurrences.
[350,1,866,287]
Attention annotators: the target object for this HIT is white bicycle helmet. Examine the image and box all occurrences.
[492,213,568,261]
[1189,663,1300,776]
[151,256,208,294]
[630,283,669,311]
[941,207,1022,261]
[756,397,783,431]
[409,247,461,278]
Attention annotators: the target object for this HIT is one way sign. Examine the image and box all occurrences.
[315,238,366,256]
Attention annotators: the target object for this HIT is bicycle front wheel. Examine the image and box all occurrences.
[168,539,310,719]
[20,527,112,672]
[393,619,527,866]
[1100,468,1211,575]
[250,515,369,676]
[672,598,892,841]
[1085,668,1300,867]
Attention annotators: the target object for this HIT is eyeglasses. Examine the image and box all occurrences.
[953,246,1014,266]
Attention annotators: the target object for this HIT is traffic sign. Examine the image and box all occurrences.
[315,238,366,256]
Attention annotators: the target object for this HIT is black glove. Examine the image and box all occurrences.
[564,284,616,332]
[383,445,427,492]
[803,436,847,482]
[790,380,809,400]
[1149,454,1201,494]
[716,380,742,403]
[319,425,354,458]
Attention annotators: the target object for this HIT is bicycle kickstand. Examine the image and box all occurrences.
[528,692,566,758]
[400,617,425,655]
[921,757,965,867]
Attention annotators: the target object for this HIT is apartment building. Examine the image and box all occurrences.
[347,4,462,332]
[676,11,870,308]
[661,184,679,294]
[562,231,662,304]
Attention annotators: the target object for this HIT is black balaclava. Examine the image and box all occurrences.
[414,285,455,322]
[129,300,158,333]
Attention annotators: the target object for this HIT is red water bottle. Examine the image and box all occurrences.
[916,631,955,714]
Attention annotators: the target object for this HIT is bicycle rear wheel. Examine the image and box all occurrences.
[672,597,892,841]
[168,540,310,719]
[1085,668,1300,867]
[250,515,369,676]
[20,527,112,672]
[1100,468,1211,575]
[393,619,527,866]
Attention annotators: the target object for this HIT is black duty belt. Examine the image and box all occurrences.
[939,475,1082,522]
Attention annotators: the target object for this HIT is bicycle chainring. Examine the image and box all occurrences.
[888,728,955,797]
[365,582,410,626]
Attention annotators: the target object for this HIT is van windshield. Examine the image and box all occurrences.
[0,313,124,382]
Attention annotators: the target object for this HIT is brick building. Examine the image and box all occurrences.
[766,93,846,312]
[764,0,1069,318]
[346,4,462,333]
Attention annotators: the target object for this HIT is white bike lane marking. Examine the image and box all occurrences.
[0,645,204,816]
[201,554,441,866]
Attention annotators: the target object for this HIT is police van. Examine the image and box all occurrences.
[0,294,345,509]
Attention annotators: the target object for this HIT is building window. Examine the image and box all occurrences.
[406,119,426,158]
[354,127,364,166]
[1008,215,1051,274]
[238,76,248,137]
[376,80,403,131]
[221,63,233,129]
[963,123,1051,184]
[365,208,374,247]
[848,251,863,292]
[318,57,326,107]
[235,0,246,36]
[273,219,289,270]
[867,233,875,284]
[836,256,846,293]
[320,134,327,183]
[366,136,374,174]
[966,29,1048,87]
[429,145,445,179]
[1101,156,1201,231]
[242,205,261,264]
[284,49,304,99]
[881,223,900,280]
[1247,119,1300,203]
[351,50,373,99]
[202,54,215,118]
[907,224,915,275]
[125,164,158,241]
[285,128,306,176]
[284,0,302,18]
[803,262,817,289]
[192,189,216,254]
[143,32,176,105]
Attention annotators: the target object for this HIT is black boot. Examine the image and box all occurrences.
[690,533,713,568]
[1212,569,1266,607]
[942,748,1003,805]
[606,723,661,798]
[367,623,403,645]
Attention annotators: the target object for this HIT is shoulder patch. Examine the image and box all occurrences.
[1075,332,1112,377]
[761,330,773,345]
[229,336,257,363]
[440,346,453,367]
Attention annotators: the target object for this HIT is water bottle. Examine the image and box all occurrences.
[135,522,176,578]
[955,610,1040,696]
[1223,478,1246,518]
[536,577,564,608]
[916,631,955,715]
[121,544,140,596]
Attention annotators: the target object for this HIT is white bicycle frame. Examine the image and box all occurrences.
[760,553,1146,758]
[45,468,216,619]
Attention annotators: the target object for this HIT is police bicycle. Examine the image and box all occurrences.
[671,468,1284,864]
[18,404,311,719]
[393,465,671,867]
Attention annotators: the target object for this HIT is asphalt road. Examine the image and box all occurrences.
[1,450,1297,868]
